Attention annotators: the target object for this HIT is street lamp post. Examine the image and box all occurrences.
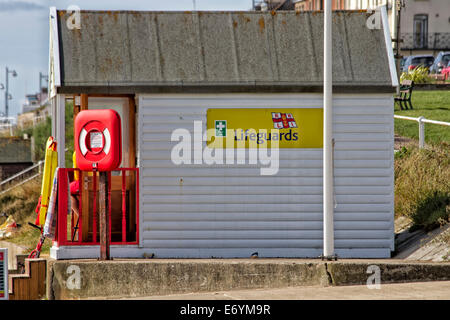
[39,72,48,93]
[5,67,18,118]
[39,72,49,104]
[0,83,3,116]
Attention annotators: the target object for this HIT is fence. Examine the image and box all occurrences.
[0,161,44,195]
[0,123,14,136]
[401,32,450,50]
[394,115,450,148]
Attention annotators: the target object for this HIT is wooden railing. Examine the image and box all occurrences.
[54,168,139,247]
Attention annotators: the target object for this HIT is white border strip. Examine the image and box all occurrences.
[0,248,8,300]
[380,6,399,88]
[57,94,66,168]
[49,7,61,98]
[138,95,144,248]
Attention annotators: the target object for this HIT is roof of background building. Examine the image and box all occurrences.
[54,10,396,94]
[0,138,32,163]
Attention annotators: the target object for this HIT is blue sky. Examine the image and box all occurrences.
[0,0,253,117]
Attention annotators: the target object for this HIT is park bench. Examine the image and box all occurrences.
[394,80,414,110]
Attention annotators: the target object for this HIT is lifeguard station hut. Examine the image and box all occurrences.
[48,8,398,259]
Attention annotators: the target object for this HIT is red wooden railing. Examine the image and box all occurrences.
[54,168,139,247]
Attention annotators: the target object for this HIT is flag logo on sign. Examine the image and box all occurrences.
[272,112,297,129]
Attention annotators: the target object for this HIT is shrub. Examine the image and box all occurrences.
[32,116,52,161]
[395,144,450,231]
[400,65,432,84]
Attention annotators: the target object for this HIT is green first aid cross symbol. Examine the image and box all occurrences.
[215,120,227,137]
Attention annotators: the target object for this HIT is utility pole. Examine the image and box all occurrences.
[39,72,48,103]
[394,0,404,92]
[39,72,48,93]
[322,0,336,261]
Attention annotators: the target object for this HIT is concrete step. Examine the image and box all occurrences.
[0,241,27,270]
[8,254,29,275]
[47,259,450,300]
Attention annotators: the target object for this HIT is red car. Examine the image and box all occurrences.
[442,61,450,81]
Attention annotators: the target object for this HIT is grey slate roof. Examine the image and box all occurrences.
[55,10,395,93]
[0,138,32,163]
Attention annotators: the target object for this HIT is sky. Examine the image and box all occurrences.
[0,0,253,118]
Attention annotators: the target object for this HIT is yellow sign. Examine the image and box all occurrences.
[207,108,323,148]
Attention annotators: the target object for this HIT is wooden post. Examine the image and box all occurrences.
[99,171,110,260]
[79,94,89,242]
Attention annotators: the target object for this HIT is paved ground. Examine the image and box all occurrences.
[123,281,450,300]
[0,240,26,270]
[394,134,415,150]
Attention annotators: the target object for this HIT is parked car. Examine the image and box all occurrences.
[402,55,435,73]
[400,56,407,71]
[441,60,450,81]
[429,51,450,74]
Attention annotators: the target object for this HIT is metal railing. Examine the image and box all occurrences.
[0,124,13,136]
[401,32,450,50]
[0,161,44,195]
[394,115,450,148]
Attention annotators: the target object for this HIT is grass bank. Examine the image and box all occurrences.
[394,90,450,146]
[0,178,51,255]
[1,101,74,256]
[395,144,450,231]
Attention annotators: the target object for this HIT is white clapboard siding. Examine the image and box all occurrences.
[141,185,392,195]
[143,212,393,221]
[142,221,392,230]
[138,93,394,258]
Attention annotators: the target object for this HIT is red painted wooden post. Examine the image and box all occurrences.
[99,171,110,260]
[121,170,126,243]
[70,206,74,241]
[108,171,112,244]
[78,169,83,244]
[134,168,139,243]
[57,169,68,245]
[135,168,139,244]
[92,171,97,243]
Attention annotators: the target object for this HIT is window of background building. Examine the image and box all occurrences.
[413,14,428,49]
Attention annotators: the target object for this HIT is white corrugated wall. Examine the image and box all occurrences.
[137,93,394,258]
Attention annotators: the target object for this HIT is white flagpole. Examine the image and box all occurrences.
[323,0,335,259]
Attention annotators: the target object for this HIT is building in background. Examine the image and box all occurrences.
[22,87,48,115]
[399,0,450,56]
[253,0,295,11]
[294,1,397,39]
[22,94,40,114]
[18,79,50,129]
[293,0,345,11]
[292,1,450,57]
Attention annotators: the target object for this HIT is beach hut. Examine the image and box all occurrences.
[48,8,398,259]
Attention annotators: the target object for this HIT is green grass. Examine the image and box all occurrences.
[394,90,450,146]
